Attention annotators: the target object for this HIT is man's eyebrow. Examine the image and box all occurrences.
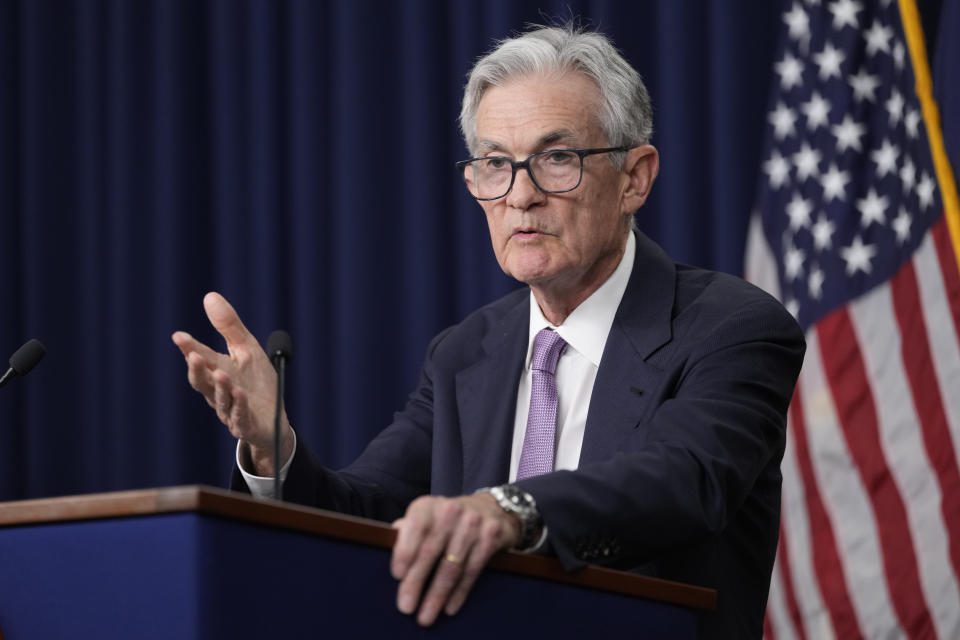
[476,140,506,154]
[538,130,579,147]
[475,130,582,155]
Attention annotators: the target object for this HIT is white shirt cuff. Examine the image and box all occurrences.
[236,428,297,500]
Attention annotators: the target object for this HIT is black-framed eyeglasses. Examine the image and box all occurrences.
[455,146,635,201]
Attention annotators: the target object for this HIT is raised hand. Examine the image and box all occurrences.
[172,292,293,475]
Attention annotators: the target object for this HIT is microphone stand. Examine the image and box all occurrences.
[273,355,285,501]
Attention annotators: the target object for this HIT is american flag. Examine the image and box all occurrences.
[745,0,960,638]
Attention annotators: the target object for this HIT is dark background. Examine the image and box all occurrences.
[0,0,941,500]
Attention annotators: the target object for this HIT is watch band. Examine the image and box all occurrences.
[482,484,545,552]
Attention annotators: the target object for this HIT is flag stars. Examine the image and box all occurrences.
[905,108,921,138]
[870,140,899,177]
[893,41,905,69]
[813,43,845,80]
[794,143,823,180]
[841,236,877,275]
[787,193,814,230]
[785,243,806,281]
[775,53,806,90]
[821,163,851,201]
[893,207,912,244]
[832,115,866,152]
[784,3,812,45]
[802,92,832,130]
[900,158,916,191]
[917,173,936,209]
[829,0,863,30]
[770,102,798,139]
[764,150,792,189]
[811,213,837,251]
[857,188,889,228]
[885,90,904,126]
[808,264,825,299]
[864,20,893,57]
[849,69,881,102]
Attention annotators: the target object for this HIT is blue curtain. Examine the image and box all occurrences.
[0,0,786,499]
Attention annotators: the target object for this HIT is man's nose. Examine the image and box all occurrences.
[506,166,547,210]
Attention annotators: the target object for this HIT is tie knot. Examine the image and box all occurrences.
[531,328,567,374]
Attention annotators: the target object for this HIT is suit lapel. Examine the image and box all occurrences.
[456,296,529,491]
[579,231,677,464]
[454,232,678,479]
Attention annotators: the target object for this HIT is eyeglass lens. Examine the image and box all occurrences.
[463,150,582,200]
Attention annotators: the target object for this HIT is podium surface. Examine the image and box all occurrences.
[0,486,715,638]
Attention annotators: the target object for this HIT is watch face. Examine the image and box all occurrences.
[493,485,543,552]
[503,485,527,504]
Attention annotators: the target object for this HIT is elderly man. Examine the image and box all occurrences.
[173,25,804,639]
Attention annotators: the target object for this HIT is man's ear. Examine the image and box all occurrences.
[621,145,660,214]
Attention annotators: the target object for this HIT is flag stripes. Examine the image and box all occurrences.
[919,224,960,462]
[890,257,960,591]
[930,220,960,367]
[766,532,802,640]
[780,407,833,639]
[799,332,902,639]
[762,234,960,638]
[860,269,960,638]
[776,519,808,639]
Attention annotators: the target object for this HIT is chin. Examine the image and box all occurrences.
[507,263,560,286]
[503,246,558,276]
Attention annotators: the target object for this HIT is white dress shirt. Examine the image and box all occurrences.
[509,231,635,480]
[242,232,636,497]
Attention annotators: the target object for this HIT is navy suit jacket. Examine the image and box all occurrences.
[234,231,805,639]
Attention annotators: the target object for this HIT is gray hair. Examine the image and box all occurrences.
[459,24,654,158]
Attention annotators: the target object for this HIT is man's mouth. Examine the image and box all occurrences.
[513,227,548,236]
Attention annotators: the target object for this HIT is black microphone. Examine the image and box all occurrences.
[266,330,293,501]
[0,339,46,389]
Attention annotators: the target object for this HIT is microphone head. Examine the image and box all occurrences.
[266,330,293,362]
[9,339,46,376]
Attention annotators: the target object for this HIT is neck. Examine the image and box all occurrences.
[530,240,627,326]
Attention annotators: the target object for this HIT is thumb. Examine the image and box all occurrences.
[203,292,256,349]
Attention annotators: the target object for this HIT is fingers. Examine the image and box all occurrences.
[186,351,216,398]
[444,517,505,616]
[174,297,275,451]
[391,509,428,581]
[418,508,482,624]
[173,332,221,399]
[203,292,256,351]
[392,495,516,627]
[213,370,235,424]
[178,338,242,433]
[394,499,460,615]
[172,331,221,363]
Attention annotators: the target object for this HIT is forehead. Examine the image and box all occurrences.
[474,71,604,152]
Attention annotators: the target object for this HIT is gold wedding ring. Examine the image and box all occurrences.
[445,553,462,565]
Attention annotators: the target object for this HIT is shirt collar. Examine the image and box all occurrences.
[526,231,636,369]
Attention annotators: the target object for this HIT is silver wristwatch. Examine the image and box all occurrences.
[483,484,545,552]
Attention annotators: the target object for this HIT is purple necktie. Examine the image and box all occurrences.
[517,328,567,480]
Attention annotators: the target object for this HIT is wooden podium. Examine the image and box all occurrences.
[0,486,715,638]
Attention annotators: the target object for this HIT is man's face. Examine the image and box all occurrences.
[473,72,636,295]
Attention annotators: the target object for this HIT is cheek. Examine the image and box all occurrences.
[582,183,624,228]
[481,205,509,250]
[565,207,623,257]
